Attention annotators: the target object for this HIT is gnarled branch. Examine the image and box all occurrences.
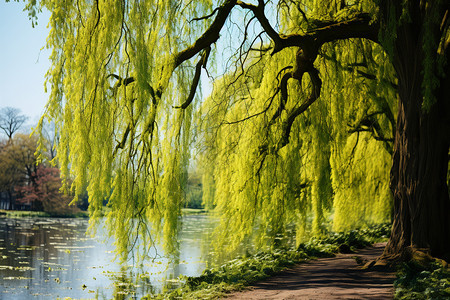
[278,67,322,150]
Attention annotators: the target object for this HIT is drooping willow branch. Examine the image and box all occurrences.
[231,3,378,151]
[104,0,380,155]
[174,46,211,109]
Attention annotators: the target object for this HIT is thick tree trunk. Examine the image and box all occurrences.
[383,22,450,261]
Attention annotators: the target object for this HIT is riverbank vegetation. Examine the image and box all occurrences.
[147,224,391,299]
[0,209,88,218]
[147,223,450,300]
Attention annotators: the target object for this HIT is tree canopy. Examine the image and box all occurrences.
[23,0,449,261]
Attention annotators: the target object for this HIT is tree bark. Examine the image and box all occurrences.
[383,20,450,261]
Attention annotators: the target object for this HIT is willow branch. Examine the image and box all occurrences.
[113,123,131,157]
[173,1,377,120]
[236,0,284,51]
[174,59,202,109]
[190,7,220,22]
[174,47,211,109]
[107,74,135,87]
[313,13,378,44]
[174,0,236,68]
[278,67,322,149]
[237,3,378,54]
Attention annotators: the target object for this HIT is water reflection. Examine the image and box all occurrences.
[0,215,217,299]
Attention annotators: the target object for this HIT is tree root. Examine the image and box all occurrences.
[364,246,449,270]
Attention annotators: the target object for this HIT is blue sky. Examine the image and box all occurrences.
[0,1,51,124]
[0,2,259,126]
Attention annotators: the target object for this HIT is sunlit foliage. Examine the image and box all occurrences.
[198,35,395,250]
[25,0,407,260]
[30,0,214,260]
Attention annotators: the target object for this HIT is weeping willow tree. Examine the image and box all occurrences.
[24,0,449,262]
[198,31,395,250]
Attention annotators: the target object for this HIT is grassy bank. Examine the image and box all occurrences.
[143,223,391,299]
[0,209,88,218]
[144,224,449,299]
[181,208,207,215]
[0,207,207,219]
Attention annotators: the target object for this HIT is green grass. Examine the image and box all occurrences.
[0,209,50,218]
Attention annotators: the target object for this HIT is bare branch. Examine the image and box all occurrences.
[312,13,378,44]
[237,3,378,54]
[0,107,28,140]
[174,0,237,68]
[190,7,220,23]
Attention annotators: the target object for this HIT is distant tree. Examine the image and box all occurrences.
[0,133,77,214]
[184,170,204,209]
[0,139,21,209]
[5,134,38,185]
[17,167,78,215]
[0,134,38,209]
[0,107,28,141]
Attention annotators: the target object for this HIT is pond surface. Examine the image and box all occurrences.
[0,214,219,299]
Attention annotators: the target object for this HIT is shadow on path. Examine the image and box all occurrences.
[225,243,395,299]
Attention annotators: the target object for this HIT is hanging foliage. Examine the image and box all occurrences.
[24,0,449,261]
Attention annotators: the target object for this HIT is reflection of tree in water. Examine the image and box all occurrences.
[0,215,237,297]
[0,218,92,297]
[198,217,297,269]
[0,219,79,276]
[110,266,155,299]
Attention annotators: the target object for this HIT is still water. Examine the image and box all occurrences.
[0,214,219,299]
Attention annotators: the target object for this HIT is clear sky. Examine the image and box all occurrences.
[0,2,249,127]
[0,1,51,124]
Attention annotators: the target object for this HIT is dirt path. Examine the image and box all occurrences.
[225,243,395,299]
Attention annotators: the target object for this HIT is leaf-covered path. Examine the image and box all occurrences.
[225,243,395,299]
